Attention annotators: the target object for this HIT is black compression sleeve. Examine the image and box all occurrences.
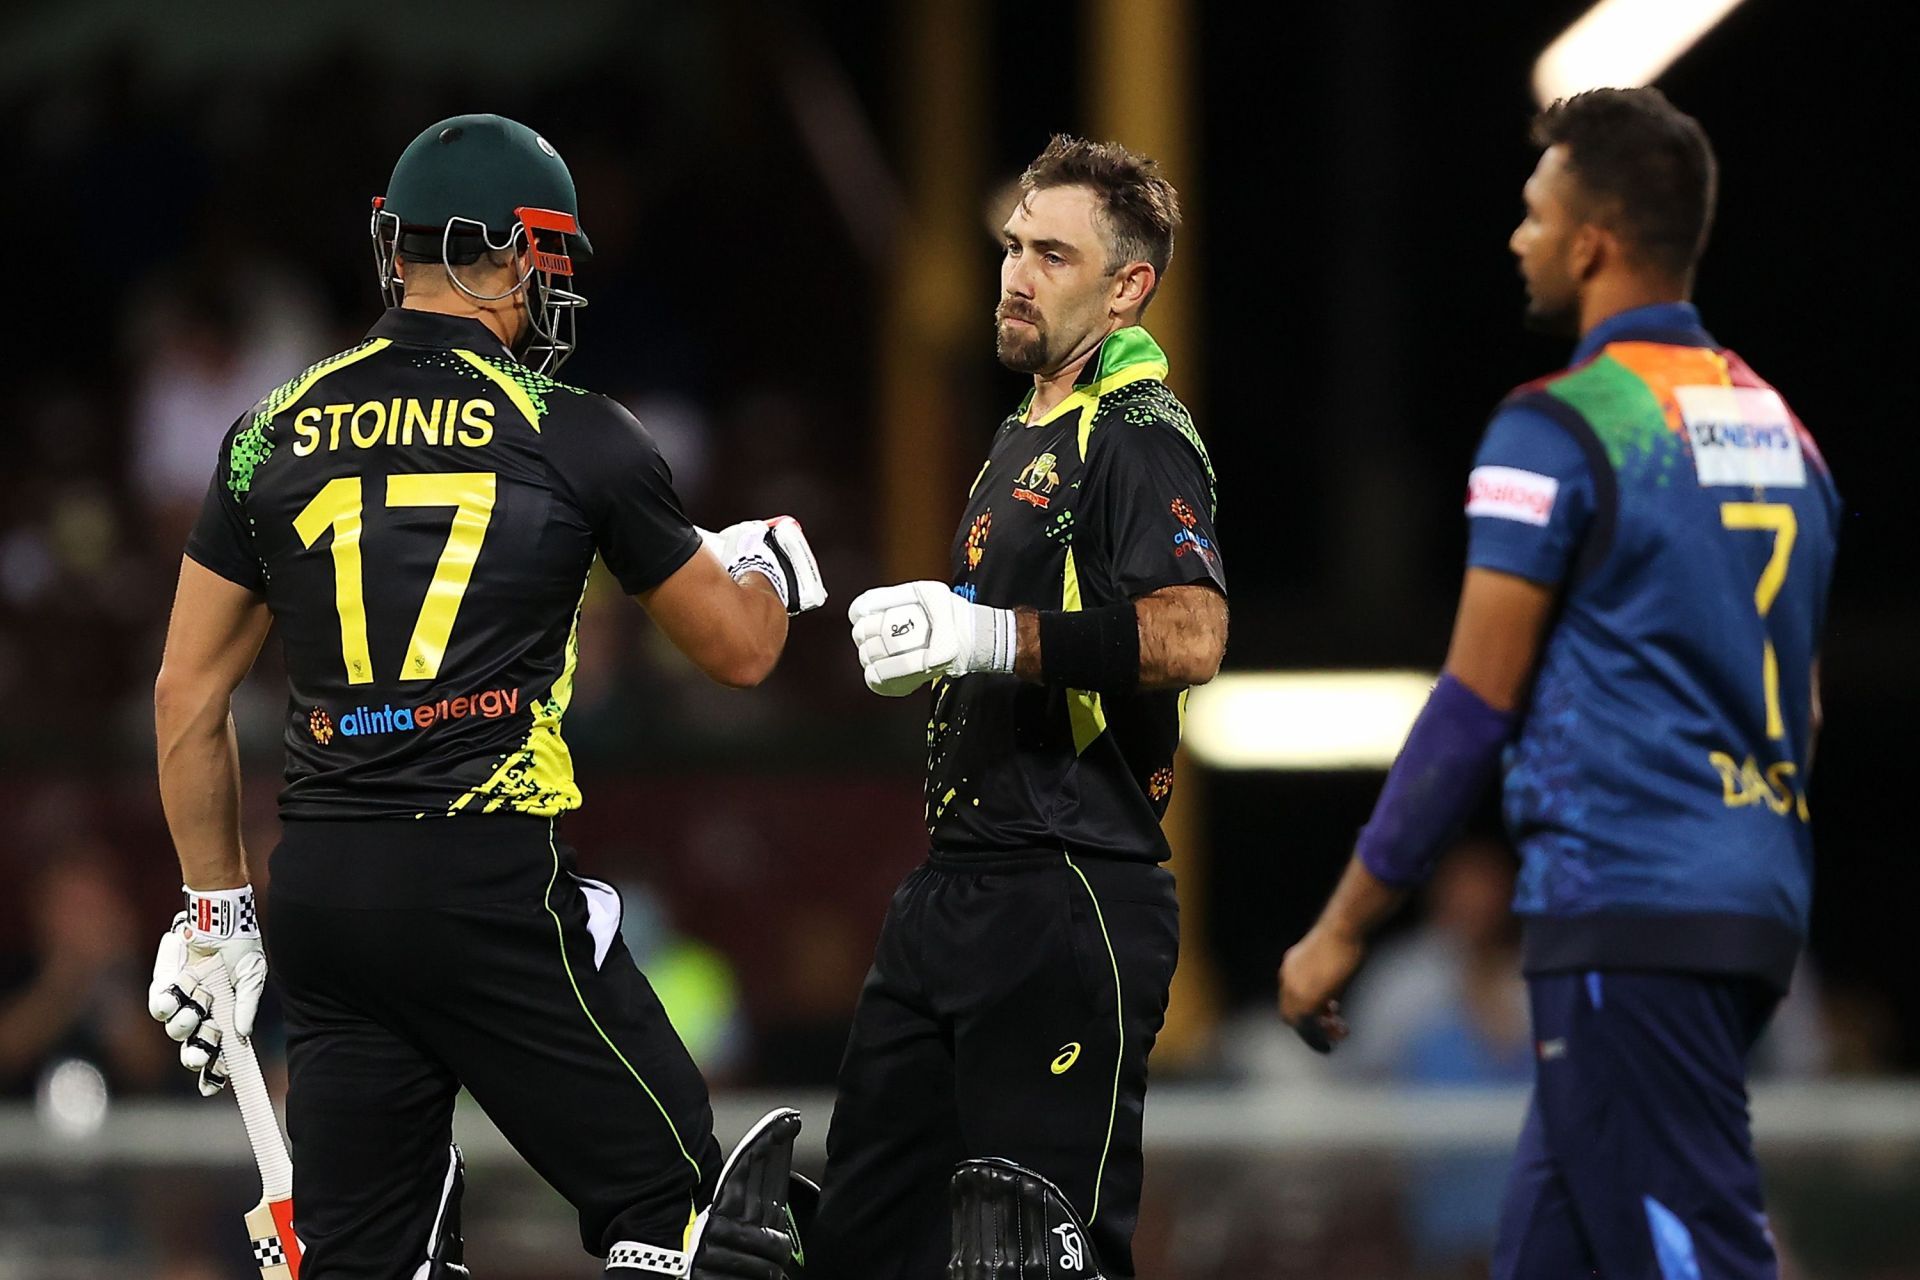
[1038,603,1140,694]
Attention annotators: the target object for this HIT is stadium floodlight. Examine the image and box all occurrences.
[1183,671,1436,771]
[1533,0,1748,105]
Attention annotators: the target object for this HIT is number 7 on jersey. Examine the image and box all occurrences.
[1720,501,1797,741]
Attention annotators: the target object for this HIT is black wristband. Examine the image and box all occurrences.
[1038,603,1140,694]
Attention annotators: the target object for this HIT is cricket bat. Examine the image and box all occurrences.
[205,963,302,1278]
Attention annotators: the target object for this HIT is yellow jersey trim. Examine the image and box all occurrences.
[454,347,543,432]
[1061,548,1108,754]
[449,577,586,815]
[275,338,391,418]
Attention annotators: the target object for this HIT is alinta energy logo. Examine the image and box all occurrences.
[1169,496,1217,567]
[310,686,522,744]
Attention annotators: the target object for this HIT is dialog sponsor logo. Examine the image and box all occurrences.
[1674,385,1807,488]
[1466,466,1558,526]
[319,686,521,741]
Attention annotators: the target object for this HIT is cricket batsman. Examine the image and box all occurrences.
[1280,88,1841,1278]
[145,114,824,1278]
[816,135,1229,1280]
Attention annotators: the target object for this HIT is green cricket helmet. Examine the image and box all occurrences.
[371,114,591,373]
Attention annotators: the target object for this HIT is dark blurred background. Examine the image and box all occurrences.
[0,1,1913,1276]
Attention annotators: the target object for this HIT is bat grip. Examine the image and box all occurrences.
[204,961,295,1201]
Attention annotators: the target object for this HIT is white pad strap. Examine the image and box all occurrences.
[604,1241,690,1275]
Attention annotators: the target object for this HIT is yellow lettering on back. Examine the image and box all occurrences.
[400,399,430,447]
[1709,752,1746,807]
[458,399,495,447]
[324,404,352,451]
[292,406,322,456]
[1708,750,1810,823]
[1764,762,1799,817]
[350,402,385,448]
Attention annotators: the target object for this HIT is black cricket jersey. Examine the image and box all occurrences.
[186,309,702,820]
[928,326,1225,862]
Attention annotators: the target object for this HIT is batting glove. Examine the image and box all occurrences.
[147,885,268,1097]
[700,516,827,616]
[848,581,1017,697]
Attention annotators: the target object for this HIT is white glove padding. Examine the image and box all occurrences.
[700,516,828,616]
[147,886,268,1097]
[848,581,1017,697]
[766,516,827,615]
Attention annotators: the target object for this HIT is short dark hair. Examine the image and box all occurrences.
[1531,87,1717,279]
[1020,134,1181,305]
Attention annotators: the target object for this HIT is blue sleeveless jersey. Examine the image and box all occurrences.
[1465,303,1840,988]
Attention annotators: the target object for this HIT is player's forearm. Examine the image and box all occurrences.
[1135,586,1228,689]
[1011,586,1226,690]
[154,680,249,890]
[1313,854,1410,943]
[710,576,789,688]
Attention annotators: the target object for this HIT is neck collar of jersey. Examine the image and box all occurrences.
[1019,325,1169,424]
[1571,301,1713,366]
[370,307,518,362]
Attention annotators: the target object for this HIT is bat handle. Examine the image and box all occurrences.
[203,961,295,1201]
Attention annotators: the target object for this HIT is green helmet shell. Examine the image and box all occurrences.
[383,114,592,255]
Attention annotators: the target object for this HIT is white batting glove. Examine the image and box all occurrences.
[848,581,1017,697]
[147,886,268,1097]
[700,516,827,616]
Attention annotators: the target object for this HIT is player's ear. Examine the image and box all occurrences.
[1111,261,1156,318]
[1569,222,1607,283]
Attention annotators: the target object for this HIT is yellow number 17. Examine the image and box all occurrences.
[293,472,497,685]
[1719,501,1797,741]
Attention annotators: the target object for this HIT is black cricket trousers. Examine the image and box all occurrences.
[267,817,724,1278]
[809,850,1180,1280]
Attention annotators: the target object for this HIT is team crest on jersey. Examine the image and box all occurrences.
[1013,452,1062,508]
[308,707,335,745]
[965,510,993,570]
[1148,766,1174,802]
[1674,385,1808,488]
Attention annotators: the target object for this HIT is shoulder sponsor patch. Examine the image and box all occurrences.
[1674,385,1807,489]
[1466,466,1558,526]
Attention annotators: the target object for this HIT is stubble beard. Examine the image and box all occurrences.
[1519,255,1580,338]
[995,298,1054,374]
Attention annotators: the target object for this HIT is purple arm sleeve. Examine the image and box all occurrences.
[1354,673,1517,888]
